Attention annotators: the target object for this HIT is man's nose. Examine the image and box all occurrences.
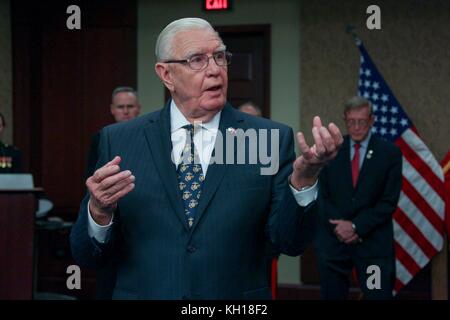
[205,56,221,75]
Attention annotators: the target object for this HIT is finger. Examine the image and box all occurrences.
[105,156,121,167]
[312,127,325,157]
[106,183,135,204]
[296,132,313,160]
[90,156,122,183]
[91,165,122,184]
[328,123,344,147]
[98,170,133,191]
[329,219,341,224]
[344,234,359,244]
[103,174,135,198]
[313,116,323,128]
[319,126,335,155]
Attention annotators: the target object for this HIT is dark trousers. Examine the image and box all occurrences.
[95,262,117,299]
[317,252,395,300]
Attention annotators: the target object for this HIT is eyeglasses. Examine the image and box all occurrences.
[165,51,232,71]
[344,118,370,127]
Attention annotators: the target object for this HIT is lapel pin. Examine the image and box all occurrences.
[366,149,373,159]
[227,127,237,134]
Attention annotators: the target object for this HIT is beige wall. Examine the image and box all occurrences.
[299,0,450,161]
[0,0,12,144]
[138,0,302,283]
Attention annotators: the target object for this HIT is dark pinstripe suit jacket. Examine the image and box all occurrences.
[70,101,317,299]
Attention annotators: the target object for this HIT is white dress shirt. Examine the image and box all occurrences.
[88,101,318,243]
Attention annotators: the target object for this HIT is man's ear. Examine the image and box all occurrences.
[155,63,174,92]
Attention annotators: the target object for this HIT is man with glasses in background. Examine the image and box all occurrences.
[71,17,343,299]
[315,96,402,299]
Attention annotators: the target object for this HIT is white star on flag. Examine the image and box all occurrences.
[372,82,380,90]
[381,94,389,102]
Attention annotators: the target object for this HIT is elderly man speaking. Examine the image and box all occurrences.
[71,17,343,299]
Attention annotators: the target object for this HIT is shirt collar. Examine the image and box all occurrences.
[351,131,372,150]
[170,100,221,133]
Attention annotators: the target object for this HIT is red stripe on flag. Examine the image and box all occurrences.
[401,177,445,235]
[394,208,438,259]
[396,137,445,200]
[394,278,404,293]
[394,241,421,276]
[271,257,278,300]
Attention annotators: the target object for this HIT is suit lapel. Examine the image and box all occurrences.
[143,101,189,231]
[355,135,376,191]
[190,104,242,232]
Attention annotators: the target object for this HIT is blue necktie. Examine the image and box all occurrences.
[177,124,204,228]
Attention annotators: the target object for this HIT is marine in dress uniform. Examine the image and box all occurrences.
[0,141,22,173]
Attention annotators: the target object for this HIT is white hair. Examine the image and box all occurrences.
[155,17,223,61]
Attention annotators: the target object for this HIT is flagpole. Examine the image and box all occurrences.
[345,25,362,46]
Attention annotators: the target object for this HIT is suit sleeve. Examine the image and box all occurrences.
[266,127,318,256]
[70,128,122,269]
[352,146,402,237]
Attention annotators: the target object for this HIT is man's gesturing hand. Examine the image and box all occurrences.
[86,156,135,225]
[291,116,343,189]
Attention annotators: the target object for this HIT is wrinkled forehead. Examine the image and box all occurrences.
[345,105,371,118]
[172,28,225,58]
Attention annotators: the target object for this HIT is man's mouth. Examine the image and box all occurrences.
[205,85,222,92]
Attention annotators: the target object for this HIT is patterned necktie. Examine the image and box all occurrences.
[177,124,205,228]
[351,143,361,187]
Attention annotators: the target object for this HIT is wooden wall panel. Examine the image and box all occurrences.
[12,0,137,219]
[11,0,137,299]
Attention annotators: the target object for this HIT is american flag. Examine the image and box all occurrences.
[356,42,446,294]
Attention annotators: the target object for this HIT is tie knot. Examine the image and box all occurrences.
[183,124,195,133]
[354,143,361,151]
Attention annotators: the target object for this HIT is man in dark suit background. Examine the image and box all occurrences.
[85,86,141,179]
[315,96,402,299]
[0,112,22,173]
[71,17,343,299]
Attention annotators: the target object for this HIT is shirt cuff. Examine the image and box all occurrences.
[87,200,114,243]
[289,180,318,207]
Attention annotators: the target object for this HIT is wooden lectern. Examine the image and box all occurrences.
[0,188,41,299]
